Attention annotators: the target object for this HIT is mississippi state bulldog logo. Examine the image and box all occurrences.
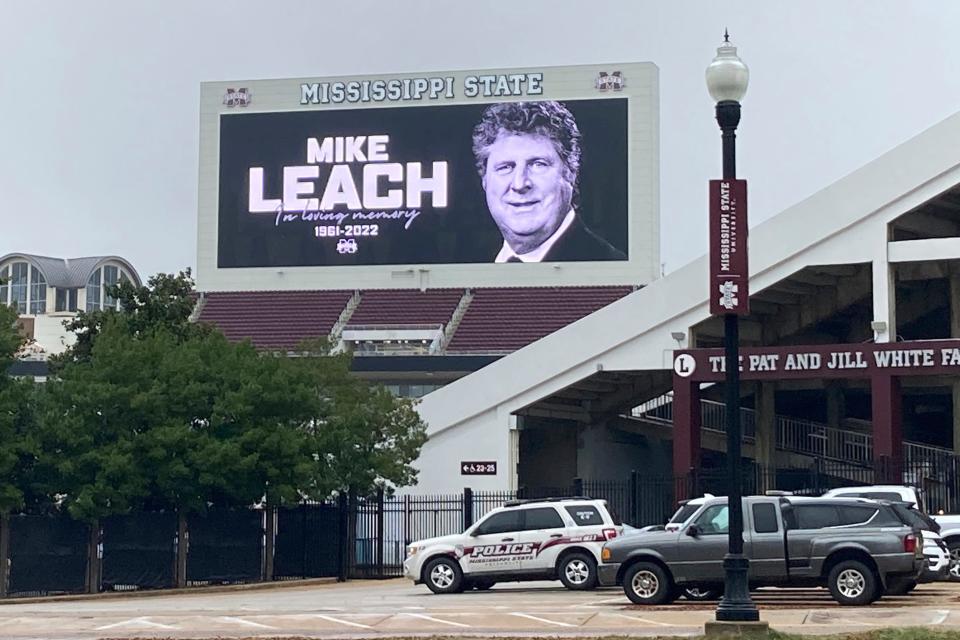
[595,71,624,91]
[223,88,252,107]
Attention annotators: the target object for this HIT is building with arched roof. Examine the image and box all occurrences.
[0,253,142,358]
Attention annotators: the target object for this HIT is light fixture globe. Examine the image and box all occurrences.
[706,35,749,103]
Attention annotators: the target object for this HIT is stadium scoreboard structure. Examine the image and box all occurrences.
[197,63,659,291]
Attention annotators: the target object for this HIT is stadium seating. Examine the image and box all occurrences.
[197,290,353,350]
[347,289,463,327]
[197,286,636,354]
[446,286,634,353]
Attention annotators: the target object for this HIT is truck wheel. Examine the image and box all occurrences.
[683,586,722,601]
[423,557,464,594]
[827,560,877,606]
[949,542,960,581]
[558,553,598,590]
[623,562,675,605]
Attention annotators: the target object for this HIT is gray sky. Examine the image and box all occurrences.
[2,1,959,281]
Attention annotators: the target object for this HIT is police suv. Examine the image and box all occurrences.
[403,498,621,593]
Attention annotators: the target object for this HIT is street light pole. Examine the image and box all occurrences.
[706,32,759,623]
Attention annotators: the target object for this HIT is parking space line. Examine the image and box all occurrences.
[218,616,276,629]
[510,612,576,627]
[312,614,373,629]
[404,613,471,628]
[576,596,626,607]
[606,612,676,627]
[95,617,178,631]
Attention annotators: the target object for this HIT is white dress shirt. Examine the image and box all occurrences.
[495,209,576,263]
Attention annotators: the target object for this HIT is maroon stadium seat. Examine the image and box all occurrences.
[446,286,634,353]
[197,290,353,350]
[347,289,464,327]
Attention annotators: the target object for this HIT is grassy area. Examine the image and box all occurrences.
[769,632,960,640]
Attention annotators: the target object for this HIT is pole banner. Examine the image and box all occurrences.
[709,179,749,316]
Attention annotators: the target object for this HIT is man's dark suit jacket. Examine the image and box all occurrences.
[540,216,626,262]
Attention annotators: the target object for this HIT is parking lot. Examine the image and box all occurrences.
[1,579,960,638]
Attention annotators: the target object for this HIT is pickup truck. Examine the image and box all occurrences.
[599,495,924,606]
[931,514,960,580]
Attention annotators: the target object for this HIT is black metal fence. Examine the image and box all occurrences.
[3,458,960,596]
[102,512,177,590]
[7,515,87,596]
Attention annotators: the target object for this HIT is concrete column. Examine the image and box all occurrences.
[826,384,845,430]
[872,374,903,483]
[951,271,960,452]
[505,410,520,492]
[672,377,701,482]
[754,383,776,465]
[872,227,897,343]
[953,385,960,454]
[754,382,777,492]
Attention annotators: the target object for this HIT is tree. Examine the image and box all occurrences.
[0,301,23,372]
[42,269,429,519]
[295,347,428,498]
[0,303,36,515]
[40,318,324,520]
[51,269,202,371]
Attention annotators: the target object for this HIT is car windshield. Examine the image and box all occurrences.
[668,503,701,525]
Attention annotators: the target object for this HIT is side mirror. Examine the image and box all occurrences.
[686,525,700,537]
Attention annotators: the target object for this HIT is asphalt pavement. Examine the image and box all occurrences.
[0,578,958,638]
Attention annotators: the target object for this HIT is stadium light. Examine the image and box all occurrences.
[705,31,759,624]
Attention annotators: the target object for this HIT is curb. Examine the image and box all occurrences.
[0,576,340,605]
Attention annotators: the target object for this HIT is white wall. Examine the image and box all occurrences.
[29,312,76,355]
[408,406,514,494]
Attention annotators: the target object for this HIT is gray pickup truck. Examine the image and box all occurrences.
[599,495,924,606]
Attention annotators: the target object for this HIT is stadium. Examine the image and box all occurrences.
[29,59,956,504]
[5,61,960,503]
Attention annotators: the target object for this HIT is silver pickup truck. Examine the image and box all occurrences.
[599,495,924,606]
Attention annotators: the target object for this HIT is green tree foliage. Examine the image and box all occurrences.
[290,339,428,497]
[51,269,202,371]
[0,301,24,370]
[38,272,429,519]
[310,373,427,497]
[0,302,37,514]
[40,319,323,520]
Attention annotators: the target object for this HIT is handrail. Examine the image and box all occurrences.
[342,323,444,331]
[631,393,955,466]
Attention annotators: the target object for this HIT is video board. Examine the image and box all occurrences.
[198,64,658,289]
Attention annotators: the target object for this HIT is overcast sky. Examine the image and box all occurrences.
[2,1,959,281]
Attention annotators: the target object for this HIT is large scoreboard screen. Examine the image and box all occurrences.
[198,63,658,289]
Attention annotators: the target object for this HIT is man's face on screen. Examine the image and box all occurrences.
[482,132,573,254]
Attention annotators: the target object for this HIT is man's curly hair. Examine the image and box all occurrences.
[472,101,581,200]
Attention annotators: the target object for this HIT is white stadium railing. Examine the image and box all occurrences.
[631,394,954,468]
